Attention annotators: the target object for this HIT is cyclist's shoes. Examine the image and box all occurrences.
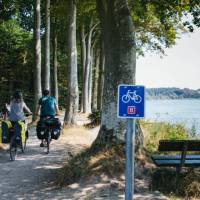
[40,142,44,147]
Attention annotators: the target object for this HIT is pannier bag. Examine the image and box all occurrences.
[16,121,26,144]
[51,128,60,140]
[50,118,61,140]
[36,118,61,140]
[1,121,12,143]
[0,121,25,144]
[36,119,46,139]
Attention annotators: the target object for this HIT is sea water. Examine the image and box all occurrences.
[145,99,200,134]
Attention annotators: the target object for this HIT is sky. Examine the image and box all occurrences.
[136,29,200,90]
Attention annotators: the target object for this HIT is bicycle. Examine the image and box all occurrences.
[9,122,29,161]
[37,116,61,154]
[8,113,31,161]
[122,90,142,103]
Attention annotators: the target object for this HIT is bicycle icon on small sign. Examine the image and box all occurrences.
[122,90,142,104]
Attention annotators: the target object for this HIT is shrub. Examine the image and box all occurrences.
[141,120,189,153]
[151,168,200,199]
[88,110,101,126]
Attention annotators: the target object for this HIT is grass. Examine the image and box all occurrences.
[140,120,189,153]
[151,168,200,199]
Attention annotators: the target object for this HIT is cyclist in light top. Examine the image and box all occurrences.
[35,89,59,147]
[1,91,32,142]
[9,91,32,121]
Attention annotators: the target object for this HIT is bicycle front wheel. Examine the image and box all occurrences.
[10,137,17,161]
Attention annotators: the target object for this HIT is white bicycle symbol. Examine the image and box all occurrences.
[122,90,142,103]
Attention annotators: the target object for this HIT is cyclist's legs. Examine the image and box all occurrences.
[13,121,25,140]
[13,122,21,139]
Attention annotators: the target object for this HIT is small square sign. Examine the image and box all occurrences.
[117,85,145,118]
[128,106,136,114]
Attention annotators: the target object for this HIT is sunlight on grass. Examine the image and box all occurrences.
[140,120,189,153]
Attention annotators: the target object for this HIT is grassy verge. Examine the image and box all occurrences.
[141,120,189,153]
[151,168,200,199]
[58,142,125,186]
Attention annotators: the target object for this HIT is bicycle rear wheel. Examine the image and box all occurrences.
[10,136,17,161]
[45,131,51,154]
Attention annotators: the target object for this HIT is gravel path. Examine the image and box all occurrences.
[0,114,96,200]
[0,125,69,199]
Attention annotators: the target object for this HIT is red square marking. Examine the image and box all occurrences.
[128,106,136,114]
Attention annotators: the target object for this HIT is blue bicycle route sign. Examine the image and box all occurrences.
[117,85,145,118]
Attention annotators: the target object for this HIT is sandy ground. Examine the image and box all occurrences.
[0,114,168,200]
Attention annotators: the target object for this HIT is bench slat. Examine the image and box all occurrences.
[159,140,200,151]
[152,155,200,160]
[153,159,200,167]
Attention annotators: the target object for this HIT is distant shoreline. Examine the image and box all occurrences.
[146,98,200,100]
[146,87,200,100]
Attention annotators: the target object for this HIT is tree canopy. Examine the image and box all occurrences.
[0,0,199,113]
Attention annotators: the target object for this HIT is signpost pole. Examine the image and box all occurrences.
[118,85,145,200]
[125,118,136,200]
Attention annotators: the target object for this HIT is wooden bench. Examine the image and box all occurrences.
[151,140,200,172]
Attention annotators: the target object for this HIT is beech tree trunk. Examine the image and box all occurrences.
[92,48,100,110]
[96,0,136,142]
[33,0,42,120]
[52,29,59,105]
[44,0,50,90]
[97,37,105,110]
[64,0,79,125]
[83,20,93,113]
[88,44,94,113]
[80,24,86,112]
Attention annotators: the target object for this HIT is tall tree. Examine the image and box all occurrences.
[33,0,42,119]
[95,0,136,142]
[83,21,98,113]
[44,0,51,90]
[83,20,93,113]
[92,47,100,110]
[80,24,86,112]
[52,20,59,105]
[64,0,79,125]
[97,36,105,110]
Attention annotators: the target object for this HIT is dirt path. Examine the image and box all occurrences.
[0,115,168,200]
[0,115,96,200]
